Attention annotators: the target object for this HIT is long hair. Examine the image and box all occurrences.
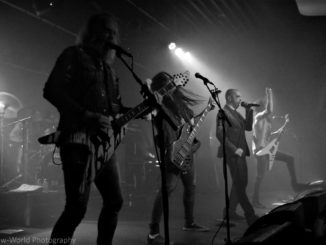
[253,97,266,113]
[151,72,201,124]
[76,12,120,46]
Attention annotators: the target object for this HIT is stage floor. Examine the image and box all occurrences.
[0,185,295,245]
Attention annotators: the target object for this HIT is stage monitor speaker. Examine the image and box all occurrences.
[234,221,302,244]
[235,189,326,244]
[293,189,326,229]
[244,201,305,237]
[0,190,64,227]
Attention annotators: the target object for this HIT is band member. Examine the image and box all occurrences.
[43,13,128,245]
[147,72,209,245]
[252,88,307,208]
[216,89,258,226]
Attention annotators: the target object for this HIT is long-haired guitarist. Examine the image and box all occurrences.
[252,87,307,209]
[43,13,129,245]
[147,71,209,245]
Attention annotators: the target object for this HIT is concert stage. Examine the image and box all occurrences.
[2,183,314,245]
[0,185,272,245]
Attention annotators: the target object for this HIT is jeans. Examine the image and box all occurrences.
[253,151,298,202]
[49,144,123,245]
[149,162,195,234]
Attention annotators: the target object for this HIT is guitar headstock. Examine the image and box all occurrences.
[172,71,190,87]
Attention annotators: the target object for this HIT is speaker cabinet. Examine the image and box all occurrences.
[235,190,326,244]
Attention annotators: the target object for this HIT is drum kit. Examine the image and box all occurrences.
[0,92,62,191]
[118,121,160,193]
[0,93,159,192]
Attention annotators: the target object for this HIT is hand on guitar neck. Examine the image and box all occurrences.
[256,113,290,170]
[83,110,113,130]
[235,148,244,157]
[192,138,201,153]
[271,113,289,136]
[169,98,215,171]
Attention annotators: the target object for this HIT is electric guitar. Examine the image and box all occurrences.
[168,98,215,171]
[38,71,190,153]
[256,114,289,171]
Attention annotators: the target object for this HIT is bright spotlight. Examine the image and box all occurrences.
[185,52,192,62]
[171,44,195,63]
[175,48,184,58]
[168,42,176,50]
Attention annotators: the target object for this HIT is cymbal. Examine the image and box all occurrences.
[0,92,23,119]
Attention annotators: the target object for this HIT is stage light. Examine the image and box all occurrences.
[169,43,194,63]
[272,201,289,207]
[310,180,324,185]
[33,0,58,16]
[175,48,184,58]
[0,102,5,110]
[185,52,193,62]
[168,42,176,50]
[148,153,155,158]
[0,101,6,115]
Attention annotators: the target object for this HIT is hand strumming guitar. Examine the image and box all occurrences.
[235,148,244,157]
[192,138,201,153]
[271,114,289,136]
[83,110,112,130]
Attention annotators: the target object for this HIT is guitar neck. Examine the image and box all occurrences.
[115,99,151,128]
[114,72,189,129]
[275,121,288,140]
[187,106,210,144]
[274,121,288,145]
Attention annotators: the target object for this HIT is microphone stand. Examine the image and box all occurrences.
[0,109,5,186]
[0,105,10,186]
[117,53,171,245]
[199,77,232,245]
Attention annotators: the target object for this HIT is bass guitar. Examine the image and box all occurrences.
[256,114,289,170]
[168,98,215,171]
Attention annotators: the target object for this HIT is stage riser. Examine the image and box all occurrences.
[0,191,64,227]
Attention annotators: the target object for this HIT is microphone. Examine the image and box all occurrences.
[194,73,214,85]
[106,42,133,58]
[240,101,260,108]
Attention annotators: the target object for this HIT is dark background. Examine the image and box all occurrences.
[1,0,326,193]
